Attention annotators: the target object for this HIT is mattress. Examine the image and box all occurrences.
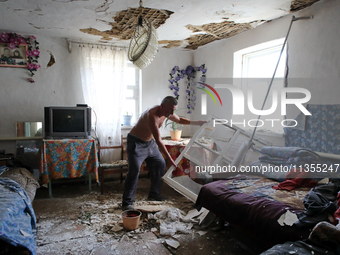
[195,174,312,245]
[0,178,37,255]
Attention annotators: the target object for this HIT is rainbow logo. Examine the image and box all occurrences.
[197,82,223,106]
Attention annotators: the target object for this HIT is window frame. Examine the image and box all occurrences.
[233,38,287,134]
[125,62,142,125]
[234,38,285,78]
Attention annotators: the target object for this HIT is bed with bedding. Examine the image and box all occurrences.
[195,105,340,248]
[195,147,340,246]
[0,166,39,255]
[195,174,312,244]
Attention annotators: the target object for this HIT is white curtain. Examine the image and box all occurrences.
[77,44,127,162]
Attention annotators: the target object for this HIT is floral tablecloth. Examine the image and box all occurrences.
[40,139,99,184]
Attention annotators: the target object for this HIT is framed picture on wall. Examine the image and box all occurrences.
[0,43,28,68]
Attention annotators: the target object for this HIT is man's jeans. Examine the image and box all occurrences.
[122,134,166,206]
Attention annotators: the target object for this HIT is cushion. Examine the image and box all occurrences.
[0,167,40,202]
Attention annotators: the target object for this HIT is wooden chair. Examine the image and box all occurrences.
[98,135,128,194]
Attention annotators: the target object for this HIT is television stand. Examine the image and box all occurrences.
[40,138,98,197]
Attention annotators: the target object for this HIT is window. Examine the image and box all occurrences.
[233,38,286,133]
[123,62,141,124]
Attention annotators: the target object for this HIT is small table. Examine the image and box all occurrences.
[40,139,99,197]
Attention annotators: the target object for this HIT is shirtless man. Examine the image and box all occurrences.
[122,96,207,210]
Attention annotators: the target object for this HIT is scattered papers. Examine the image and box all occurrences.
[148,207,195,236]
[110,224,124,232]
[318,178,329,184]
[183,209,202,222]
[197,208,210,225]
[165,239,180,249]
[148,208,185,222]
[197,231,208,236]
[278,210,298,226]
[159,221,193,236]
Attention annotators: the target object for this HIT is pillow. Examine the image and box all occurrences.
[0,167,40,202]
[248,161,288,182]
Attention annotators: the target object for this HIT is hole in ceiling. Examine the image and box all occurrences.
[184,20,254,50]
[79,0,320,49]
[158,40,183,49]
[80,7,173,41]
[290,0,321,12]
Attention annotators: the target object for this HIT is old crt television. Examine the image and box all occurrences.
[44,106,91,139]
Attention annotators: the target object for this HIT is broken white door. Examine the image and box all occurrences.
[162,115,271,202]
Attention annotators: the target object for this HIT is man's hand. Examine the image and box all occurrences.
[190,120,209,126]
[169,158,177,168]
[166,157,178,170]
[168,114,209,127]
[195,120,208,126]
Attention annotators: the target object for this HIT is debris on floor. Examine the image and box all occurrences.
[277,210,299,226]
[165,238,180,249]
[134,201,170,212]
[34,187,206,254]
[33,178,269,254]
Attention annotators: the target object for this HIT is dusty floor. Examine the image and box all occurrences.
[32,175,271,255]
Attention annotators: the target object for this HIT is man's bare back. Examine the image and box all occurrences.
[129,106,166,141]
[128,96,206,170]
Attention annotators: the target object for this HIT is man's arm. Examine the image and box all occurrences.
[148,114,177,168]
[168,114,207,126]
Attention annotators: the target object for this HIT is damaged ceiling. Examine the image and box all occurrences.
[0,0,321,50]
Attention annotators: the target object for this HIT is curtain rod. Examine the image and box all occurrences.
[65,39,128,53]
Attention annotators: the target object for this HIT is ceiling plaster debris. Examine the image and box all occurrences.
[79,0,321,50]
[80,7,173,43]
[290,0,321,12]
[184,20,254,50]
[158,40,183,49]
[35,186,210,254]
[52,0,89,2]
[164,0,321,49]
[0,0,323,50]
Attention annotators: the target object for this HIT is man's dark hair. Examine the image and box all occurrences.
[161,96,178,107]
